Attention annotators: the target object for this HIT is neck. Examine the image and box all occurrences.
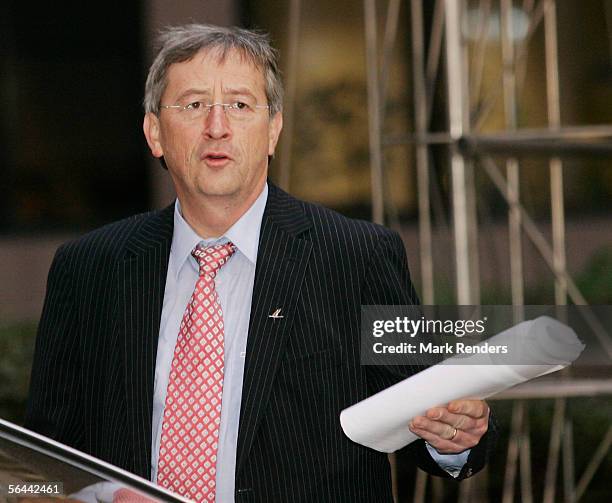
[178,184,265,238]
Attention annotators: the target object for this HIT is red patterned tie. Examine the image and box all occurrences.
[157,242,236,502]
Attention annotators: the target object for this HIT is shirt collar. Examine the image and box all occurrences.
[170,183,268,278]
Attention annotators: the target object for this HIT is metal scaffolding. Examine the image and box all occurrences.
[277,0,611,501]
[360,0,612,501]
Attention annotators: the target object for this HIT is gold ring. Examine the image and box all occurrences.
[449,427,458,440]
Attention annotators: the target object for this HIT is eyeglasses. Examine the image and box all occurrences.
[159,100,270,121]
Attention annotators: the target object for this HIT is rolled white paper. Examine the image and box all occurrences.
[340,316,584,452]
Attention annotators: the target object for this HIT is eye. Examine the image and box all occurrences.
[185,101,202,110]
[231,101,252,111]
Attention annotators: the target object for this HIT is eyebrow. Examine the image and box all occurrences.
[223,87,257,98]
[174,88,211,102]
[174,86,258,102]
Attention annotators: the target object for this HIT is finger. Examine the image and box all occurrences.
[410,416,458,439]
[410,423,460,448]
[425,407,478,430]
[409,424,475,454]
[448,399,489,419]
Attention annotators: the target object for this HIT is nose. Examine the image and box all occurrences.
[203,104,231,140]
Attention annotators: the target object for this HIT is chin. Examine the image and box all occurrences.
[192,169,236,194]
[197,181,242,199]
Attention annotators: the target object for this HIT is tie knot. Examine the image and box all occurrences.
[192,242,236,278]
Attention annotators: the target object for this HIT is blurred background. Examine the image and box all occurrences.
[1,0,611,501]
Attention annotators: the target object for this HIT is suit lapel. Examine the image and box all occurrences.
[118,205,174,478]
[236,184,312,475]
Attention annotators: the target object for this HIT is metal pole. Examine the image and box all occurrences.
[426,0,445,125]
[562,418,575,503]
[501,0,525,308]
[387,124,612,149]
[543,398,566,503]
[520,408,533,503]
[492,378,612,399]
[465,161,481,304]
[380,0,401,119]
[543,7,568,498]
[364,0,385,225]
[465,124,612,142]
[278,0,302,192]
[460,0,480,306]
[445,0,474,304]
[380,0,402,230]
[544,0,567,306]
[411,0,434,304]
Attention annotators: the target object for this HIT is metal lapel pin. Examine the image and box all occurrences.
[269,308,284,319]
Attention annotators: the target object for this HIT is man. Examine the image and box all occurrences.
[27,24,494,502]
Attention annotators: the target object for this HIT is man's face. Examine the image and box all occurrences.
[144,48,282,207]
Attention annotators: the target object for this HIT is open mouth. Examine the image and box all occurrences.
[203,152,232,166]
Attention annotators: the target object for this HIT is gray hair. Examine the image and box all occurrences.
[144,24,283,116]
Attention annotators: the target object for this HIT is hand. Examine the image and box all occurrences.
[408,399,489,454]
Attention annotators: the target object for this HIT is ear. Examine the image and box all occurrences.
[143,112,164,158]
[268,112,283,156]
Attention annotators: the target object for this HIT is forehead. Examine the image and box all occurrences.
[164,47,266,96]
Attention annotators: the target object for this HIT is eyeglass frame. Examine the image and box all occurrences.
[159,101,270,118]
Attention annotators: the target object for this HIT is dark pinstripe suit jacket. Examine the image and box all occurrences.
[26,183,493,502]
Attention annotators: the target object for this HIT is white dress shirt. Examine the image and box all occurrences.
[151,185,267,501]
[150,183,468,502]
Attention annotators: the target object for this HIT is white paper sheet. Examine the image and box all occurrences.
[340,316,584,452]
